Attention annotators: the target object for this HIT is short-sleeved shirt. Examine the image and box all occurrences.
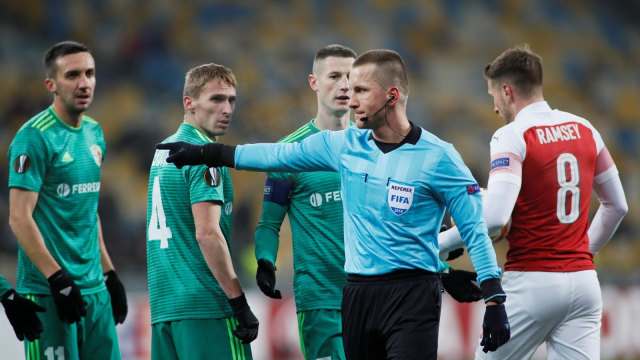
[488,101,614,272]
[8,107,106,294]
[147,123,234,324]
[235,123,502,284]
[255,120,346,311]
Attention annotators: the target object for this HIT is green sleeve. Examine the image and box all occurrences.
[254,200,288,264]
[0,274,13,298]
[439,259,451,272]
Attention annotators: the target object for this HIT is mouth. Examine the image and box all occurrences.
[76,94,91,102]
[336,95,350,103]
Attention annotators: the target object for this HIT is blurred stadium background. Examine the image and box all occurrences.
[0,0,639,359]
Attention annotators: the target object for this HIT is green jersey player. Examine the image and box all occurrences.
[146,63,258,360]
[254,44,356,360]
[7,41,126,360]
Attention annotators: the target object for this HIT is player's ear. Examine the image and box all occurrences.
[309,74,318,91]
[45,78,57,94]
[183,96,194,112]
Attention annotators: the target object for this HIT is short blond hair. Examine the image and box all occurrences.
[183,63,237,99]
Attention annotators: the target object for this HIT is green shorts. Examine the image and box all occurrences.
[298,309,345,360]
[24,288,120,360]
[151,317,253,360]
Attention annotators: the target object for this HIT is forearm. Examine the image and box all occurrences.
[9,216,60,278]
[254,201,287,263]
[235,132,338,172]
[588,175,628,253]
[438,226,463,260]
[97,215,115,272]
[197,230,243,299]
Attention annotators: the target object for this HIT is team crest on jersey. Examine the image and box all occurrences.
[203,167,221,187]
[388,181,414,216]
[14,154,31,174]
[90,145,102,166]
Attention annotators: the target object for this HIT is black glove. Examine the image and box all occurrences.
[441,268,483,303]
[481,304,510,352]
[156,142,235,169]
[256,259,282,299]
[1,289,46,341]
[47,269,86,323]
[155,141,205,169]
[104,270,128,325]
[446,247,464,261]
[228,293,259,344]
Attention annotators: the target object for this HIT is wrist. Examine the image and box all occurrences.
[47,269,66,284]
[480,277,506,304]
[228,292,249,313]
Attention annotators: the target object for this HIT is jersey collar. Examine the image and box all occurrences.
[514,101,551,123]
[368,121,421,153]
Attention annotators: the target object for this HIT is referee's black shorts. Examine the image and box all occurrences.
[341,269,442,360]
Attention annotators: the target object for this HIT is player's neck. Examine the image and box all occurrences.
[51,102,83,128]
[513,96,545,120]
[314,111,350,131]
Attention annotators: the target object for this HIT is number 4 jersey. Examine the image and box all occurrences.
[488,101,618,272]
[146,123,234,323]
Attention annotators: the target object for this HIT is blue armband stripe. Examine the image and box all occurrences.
[264,178,293,205]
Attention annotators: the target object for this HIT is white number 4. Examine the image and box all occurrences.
[148,176,172,248]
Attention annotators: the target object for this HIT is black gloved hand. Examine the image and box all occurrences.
[104,270,128,324]
[228,293,259,344]
[481,304,510,352]
[446,248,464,261]
[256,259,282,299]
[1,289,46,341]
[441,268,483,303]
[155,141,205,169]
[47,269,86,323]
[156,142,235,169]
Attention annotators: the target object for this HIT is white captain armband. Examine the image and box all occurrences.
[263,178,293,205]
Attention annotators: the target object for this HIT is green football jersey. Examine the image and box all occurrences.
[7,107,106,295]
[147,123,234,324]
[255,120,346,311]
[0,274,12,297]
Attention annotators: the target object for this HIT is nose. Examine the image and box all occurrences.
[348,95,357,109]
[78,74,91,89]
[222,100,234,115]
[340,76,349,91]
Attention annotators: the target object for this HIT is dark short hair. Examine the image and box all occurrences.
[184,63,237,99]
[484,44,543,97]
[43,41,91,78]
[312,44,357,74]
[352,49,409,100]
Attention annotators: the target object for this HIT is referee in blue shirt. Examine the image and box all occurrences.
[157,49,511,359]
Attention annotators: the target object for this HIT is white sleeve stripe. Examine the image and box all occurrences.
[594,166,618,185]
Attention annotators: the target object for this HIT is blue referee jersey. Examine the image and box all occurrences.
[236,123,501,283]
